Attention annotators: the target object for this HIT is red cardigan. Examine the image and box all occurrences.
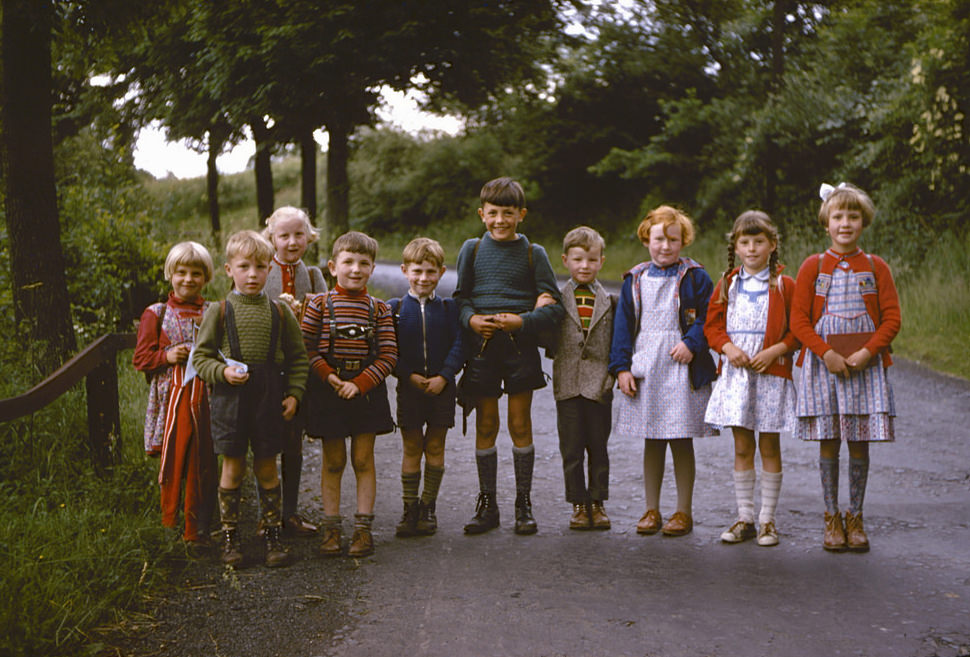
[705,267,798,379]
[790,250,901,367]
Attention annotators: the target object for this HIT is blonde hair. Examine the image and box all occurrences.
[818,183,875,227]
[402,237,445,268]
[637,205,696,246]
[262,206,320,244]
[562,226,606,255]
[716,210,781,304]
[164,241,214,282]
[225,230,274,263]
[331,231,378,261]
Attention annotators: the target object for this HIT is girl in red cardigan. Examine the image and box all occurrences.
[791,183,901,553]
[704,211,798,547]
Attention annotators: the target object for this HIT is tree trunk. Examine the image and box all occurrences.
[299,128,318,222]
[206,128,222,239]
[251,117,275,225]
[325,118,351,241]
[1,0,77,374]
[764,0,789,216]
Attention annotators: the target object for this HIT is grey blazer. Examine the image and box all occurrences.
[552,279,615,403]
[264,259,327,300]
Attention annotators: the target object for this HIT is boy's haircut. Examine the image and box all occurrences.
[818,183,875,227]
[263,205,320,244]
[480,176,526,209]
[562,226,606,255]
[331,231,378,261]
[225,230,274,263]
[402,237,445,268]
[636,205,696,247]
[165,241,214,282]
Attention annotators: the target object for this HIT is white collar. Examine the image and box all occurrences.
[738,266,770,282]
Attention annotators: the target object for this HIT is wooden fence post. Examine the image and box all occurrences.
[85,352,123,471]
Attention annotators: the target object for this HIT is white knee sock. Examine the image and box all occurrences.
[734,469,756,523]
[759,470,783,525]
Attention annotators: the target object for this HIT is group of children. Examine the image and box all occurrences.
[134,176,900,568]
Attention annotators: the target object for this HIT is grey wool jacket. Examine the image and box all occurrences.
[552,278,616,403]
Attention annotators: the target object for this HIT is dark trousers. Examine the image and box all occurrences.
[556,396,611,504]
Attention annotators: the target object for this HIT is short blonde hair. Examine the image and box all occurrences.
[262,206,320,244]
[164,241,214,282]
[562,226,606,255]
[637,205,696,246]
[225,230,274,263]
[402,237,445,268]
[818,183,875,227]
[331,231,378,261]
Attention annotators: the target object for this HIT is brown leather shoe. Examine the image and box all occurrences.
[844,511,870,553]
[823,511,847,552]
[264,525,291,568]
[347,528,374,558]
[636,509,662,535]
[318,525,343,557]
[590,502,611,530]
[569,504,592,530]
[661,511,692,536]
[285,513,319,537]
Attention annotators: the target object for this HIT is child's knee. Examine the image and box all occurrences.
[351,452,375,474]
[507,412,533,440]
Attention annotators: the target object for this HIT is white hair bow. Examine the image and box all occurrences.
[819,182,847,201]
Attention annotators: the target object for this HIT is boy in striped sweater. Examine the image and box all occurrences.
[301,231,398,558]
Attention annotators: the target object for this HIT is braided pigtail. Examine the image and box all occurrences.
[718,239,736,304]
[768,249,779,290]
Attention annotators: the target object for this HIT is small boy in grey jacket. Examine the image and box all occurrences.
[552,226,616,530]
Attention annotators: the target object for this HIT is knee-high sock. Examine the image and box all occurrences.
[475,447,498,495]
[848,457,869,514]
[733,469,756,523]
[401,471,421,505]
[421,465,445,505]
[512,444,535,496]
[759,470,783,525]
[642,441,666,511]
[819,457,839,514]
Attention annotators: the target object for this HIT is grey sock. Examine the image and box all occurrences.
[476,447,498,495]
[512,444,535,496]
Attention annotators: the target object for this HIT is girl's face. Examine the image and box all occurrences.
[272,216,310,264]
[645,221,682,267]
[735,232,776,275]
[171,264,207,302]
[827,207,864,253]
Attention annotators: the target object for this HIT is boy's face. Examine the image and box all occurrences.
[479,202,526,242]
[171,264,208,302]
[225,254,270,295]
[562,246,604,285]
[329,250,374,292]
[272,215,309,264]
[401,260,445,297]
[644,221,682,268]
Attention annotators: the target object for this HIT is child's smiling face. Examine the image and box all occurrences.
[562,245,604,285]
[735,232,776,274]
[827,207,864,253]
[644,221,682,267]
[479,202,526,242]
[329,250,374,292]
[402,260,445,297]
[271,215,309,264]
[171,264,207,302]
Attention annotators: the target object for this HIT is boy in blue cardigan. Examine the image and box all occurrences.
[389,238,466,537]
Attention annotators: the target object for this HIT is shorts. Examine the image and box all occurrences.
[461,331,546,399]
[210,363,285,458]
[304,376,394,440]
[396,377,457,429]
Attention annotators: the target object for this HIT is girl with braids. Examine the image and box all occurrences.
[704,211,798,547]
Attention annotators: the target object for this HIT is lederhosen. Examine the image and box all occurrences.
[210,300,285,458]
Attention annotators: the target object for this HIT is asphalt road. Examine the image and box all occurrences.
[116,264,970,657]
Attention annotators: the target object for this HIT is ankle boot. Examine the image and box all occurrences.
[264,524,290,567]
[415,500,438,536]
[514,492,538,535]
[218,487,243,566]
[463,492,500,534]
[823,510,847,552]
[844,511,870,552]
[395,500,420,538]
[220,528,243,566]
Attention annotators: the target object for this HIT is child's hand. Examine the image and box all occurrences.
[424,375,447,396]
[470,314,500,338]
[749,344,785,373]
[166,343,191,365]
[722,342,750,368]
[281,395,298,421]
[617,371,637,397]
[409,373,428,390]
[493,313,523,332]
[534,293,557,309]
[845,347,872,371]
[822,349,850,376]
[223,365,249,385]
[328,373,360,399]
[669,341,694,364]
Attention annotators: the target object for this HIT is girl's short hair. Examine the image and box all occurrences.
[818,183,875,227]
[562,226,606,255]
[636,205,696,246]
[402,237,445,268]
[164,241,214,282]
[331,231,378,261]
[262,206,320,244]
[225,230,274,263]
